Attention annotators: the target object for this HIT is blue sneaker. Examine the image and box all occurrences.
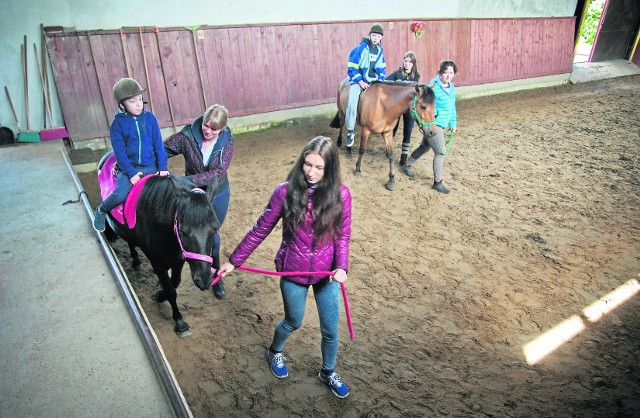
[346,131,355,147]
[93,207,107,232]
[267,350,288,378]
[318,371,349,398]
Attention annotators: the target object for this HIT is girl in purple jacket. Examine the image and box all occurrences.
[219,136,352,399]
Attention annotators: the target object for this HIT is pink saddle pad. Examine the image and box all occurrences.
[97,153,154,229]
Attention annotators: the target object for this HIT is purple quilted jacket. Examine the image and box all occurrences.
[229,182,352,285]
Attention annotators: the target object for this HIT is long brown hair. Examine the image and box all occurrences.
[283,136,342,242]
[401,51,419,81]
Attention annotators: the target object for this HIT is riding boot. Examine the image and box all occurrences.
[346,130,355,148]
[399,154,407,167]
[432,181,450,194]
[93,204,107,232]
[212,279,226,299]
[211,254,226,299]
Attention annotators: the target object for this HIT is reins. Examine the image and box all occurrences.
[211,265,355,340]
[445,130,455,155]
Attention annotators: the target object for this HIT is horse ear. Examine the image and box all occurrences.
[415,85,421,94]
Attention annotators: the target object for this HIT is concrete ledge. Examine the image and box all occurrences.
[570,59,640,84]
[456,73,571,100]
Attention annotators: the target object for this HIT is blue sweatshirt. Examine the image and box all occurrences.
[110,109,168,178]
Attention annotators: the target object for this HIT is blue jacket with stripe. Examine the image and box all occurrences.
[347,38,386,84]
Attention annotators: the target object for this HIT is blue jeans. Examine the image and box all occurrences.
[101,164,158,212]
[211,185,230,256]
[271,278,341,371]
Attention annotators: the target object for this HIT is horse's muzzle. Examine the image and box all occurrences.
[193,276,210,291]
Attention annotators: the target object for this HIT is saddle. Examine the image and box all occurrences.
[97,152,153,229]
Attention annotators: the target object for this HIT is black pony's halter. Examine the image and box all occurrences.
[411,90,437,134]
[172,188,216,273]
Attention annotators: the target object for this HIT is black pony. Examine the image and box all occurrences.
[104,172,220,336]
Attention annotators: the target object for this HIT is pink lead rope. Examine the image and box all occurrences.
[211,265,355,340]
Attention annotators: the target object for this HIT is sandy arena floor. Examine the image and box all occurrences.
[79,75,640,417]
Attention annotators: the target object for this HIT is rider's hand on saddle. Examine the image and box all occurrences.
[158,170,170,176]
[358,80,369,89]
[330,268,348,283]
[130,172,143,185]
[218,262,235,277]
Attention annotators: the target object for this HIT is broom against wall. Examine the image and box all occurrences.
[17,35,40,143]
[33,43,68,140]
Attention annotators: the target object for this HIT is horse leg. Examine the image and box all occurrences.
[128,242,142,270]
[331,111,343,148]
[151,262,189,335]
[383,131,396,191]
[354,130,370,176]
[171,260,184,290]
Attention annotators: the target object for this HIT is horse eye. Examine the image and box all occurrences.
[420,105,427,110]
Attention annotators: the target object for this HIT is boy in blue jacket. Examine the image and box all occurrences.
[93,78,169,231]
[344,23,386,147]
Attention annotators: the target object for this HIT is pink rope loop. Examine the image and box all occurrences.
[211,265,355,340]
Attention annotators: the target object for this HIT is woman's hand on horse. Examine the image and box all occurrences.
[158,170,170,176]
[218,262,235,277]
[358,80,369,90]
[129,172,143,185]
[331,268,348,283]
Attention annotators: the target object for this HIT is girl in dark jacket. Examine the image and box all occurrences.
[163,104,234,299]
[219,136,352,399]
[386,51,420,167]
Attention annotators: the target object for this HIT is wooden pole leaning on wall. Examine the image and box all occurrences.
[138,27,155,113]
[22,35,29,131]
[153,27,177,133]
[119,28,132,78]
[191,28,208,110]
[33,43,53,126]
[41,24,48,129]
[85,31,110,127]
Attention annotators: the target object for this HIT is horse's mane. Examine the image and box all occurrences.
[370,80,435,104]
[138,175,218,229]
[374,80,419,87]
[419,84,436,105]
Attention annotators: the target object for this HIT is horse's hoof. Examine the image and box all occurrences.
[132,259,142,270]
[385,181,395,191]
[175,320,190,336]
[344,147,353,159]
[353,170,361,177]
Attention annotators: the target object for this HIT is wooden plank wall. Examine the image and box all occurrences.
[45,17,575,143]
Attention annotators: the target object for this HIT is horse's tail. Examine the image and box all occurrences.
[330,112,341,129]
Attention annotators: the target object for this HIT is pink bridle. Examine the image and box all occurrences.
[173,188,216,273]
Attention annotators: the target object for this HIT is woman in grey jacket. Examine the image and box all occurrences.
[219,136,352,399]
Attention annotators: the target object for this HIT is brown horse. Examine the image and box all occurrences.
[330,78,437,190]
